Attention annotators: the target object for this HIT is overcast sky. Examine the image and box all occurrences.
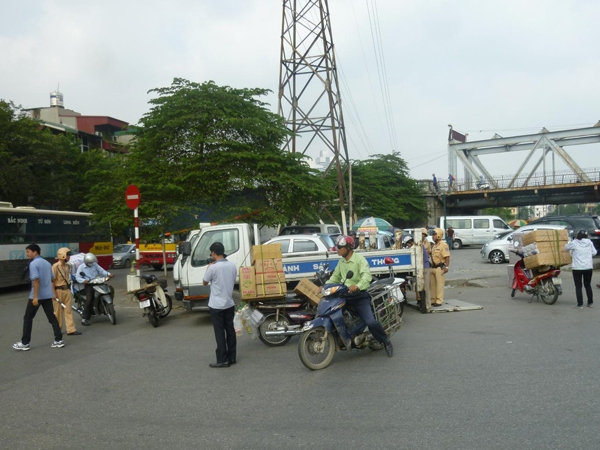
[2,0,599,181]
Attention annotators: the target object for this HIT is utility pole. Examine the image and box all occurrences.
[278,0,351,234]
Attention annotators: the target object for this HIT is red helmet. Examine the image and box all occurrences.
[335,235,355,249]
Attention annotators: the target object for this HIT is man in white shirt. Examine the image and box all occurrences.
[203,242,238,368]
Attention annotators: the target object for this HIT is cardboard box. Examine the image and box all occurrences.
[524,251,572,269]
[251,244,282,262]
[294,278,323,306]
[522,229,569,247]
[255,270,286,285]
[240,266,257,300]
[254,258,284,274]
[256,282,286,296]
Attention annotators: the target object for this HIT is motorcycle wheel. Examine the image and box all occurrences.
[540,280,559,305]
[158,294,173,318]
[105,303,117,325]
[148,308,159,327]
[258,314,292,347]
[298,327,335,371]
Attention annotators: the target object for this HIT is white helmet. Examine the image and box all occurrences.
[83,253,98,267]
[402,236,414,245]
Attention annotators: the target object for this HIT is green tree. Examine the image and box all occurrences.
[343,152,427,226]
[85,79,331,236]
[0,100,88,210]
[482,207,514,222]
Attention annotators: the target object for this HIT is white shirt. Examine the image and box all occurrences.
[565,238,597,270]
[203,259,237,309]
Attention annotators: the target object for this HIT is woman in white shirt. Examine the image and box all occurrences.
[565,229,597,309]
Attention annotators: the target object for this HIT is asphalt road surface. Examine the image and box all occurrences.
[1,252,600,450]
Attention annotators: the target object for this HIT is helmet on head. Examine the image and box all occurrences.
[421,228,428,235]
[57,247,72,260]
[434,228,444,239]
[335,235,355,249]
[577,229,588,239]
[84,253,98,267]
[402,236,414,245]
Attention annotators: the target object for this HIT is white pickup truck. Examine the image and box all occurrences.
[174,223,417,312]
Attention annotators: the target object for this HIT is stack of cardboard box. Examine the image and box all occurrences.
[522,229,571,269]
[240,244,286,301]
[294,278,323,306]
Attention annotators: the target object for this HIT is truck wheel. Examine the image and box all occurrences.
[152,264,163,271]
[452,240,462,250]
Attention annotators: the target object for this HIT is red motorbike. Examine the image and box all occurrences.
[511,255,562,304]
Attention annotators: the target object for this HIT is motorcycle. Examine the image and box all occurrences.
[72,276,117,325]
[256,263,332,346]
[297,258,405,370]
[476,180,490,190]
[132,274,173,327]
[511,253,562,304]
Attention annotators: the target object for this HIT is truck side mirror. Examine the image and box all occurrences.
[182,241,192,257]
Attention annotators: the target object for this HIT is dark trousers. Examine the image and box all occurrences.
[573,269,593,306]
[82,284,95,320]
[209,306,237,363]
[347,292,389,344]
[22,298,63,345]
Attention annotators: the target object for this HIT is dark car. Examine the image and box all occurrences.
[527,215,600,251]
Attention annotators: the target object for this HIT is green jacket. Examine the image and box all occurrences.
[329,252,372,291]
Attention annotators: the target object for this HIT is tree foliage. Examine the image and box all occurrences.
[85,78,331,236]
[340,152,427,226]
[0,100,90,210]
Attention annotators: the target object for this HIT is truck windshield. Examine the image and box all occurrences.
[191,229,240,267]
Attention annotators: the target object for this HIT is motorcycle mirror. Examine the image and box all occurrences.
[345,270,354,280]
[79,272,85,276]
[206,256,215,265]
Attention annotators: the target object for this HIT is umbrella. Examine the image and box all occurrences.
[509,219,528,228]
[352,217,393,232]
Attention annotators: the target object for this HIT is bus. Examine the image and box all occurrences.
[0,205,113,288]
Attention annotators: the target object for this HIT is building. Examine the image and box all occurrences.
[25,90,133,153]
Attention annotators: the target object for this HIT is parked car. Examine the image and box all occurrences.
[264,235,332,256]
[527,215,600,251]
[440,215,512,249]
[480,224,566,264]
[279,223,341,236]
[111,243,136,269]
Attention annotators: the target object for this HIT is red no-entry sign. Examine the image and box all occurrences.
[125,184,141,210]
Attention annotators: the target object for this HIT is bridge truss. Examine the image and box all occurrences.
[448,123,600,190]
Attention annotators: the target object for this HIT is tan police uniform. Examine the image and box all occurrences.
[429,240,450,306]
[52,261,77,334]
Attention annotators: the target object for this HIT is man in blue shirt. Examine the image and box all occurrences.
[203,242,237,368]
[13,244,64,351]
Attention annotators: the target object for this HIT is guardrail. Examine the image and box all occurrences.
[420,167,600,194]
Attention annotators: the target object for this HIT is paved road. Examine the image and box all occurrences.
[1,254,600,449]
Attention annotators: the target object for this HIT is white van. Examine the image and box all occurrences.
[438,215,511,249]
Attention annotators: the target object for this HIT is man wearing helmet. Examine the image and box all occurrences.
[430,228,450,307]
[402,236,414,249]
[565,229,597,309]
[328,235,394,357]
[75,253,113,326]
[52,248,81,335]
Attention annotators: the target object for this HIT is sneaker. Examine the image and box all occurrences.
[13,342,30,351]
[588,304,594,308]
[51,340,65,348]
[573,305,584,309]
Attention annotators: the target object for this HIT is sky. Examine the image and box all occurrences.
[1,0,599,182]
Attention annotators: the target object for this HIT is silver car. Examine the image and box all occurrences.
[480,224,566,264]
[112,243,136,268]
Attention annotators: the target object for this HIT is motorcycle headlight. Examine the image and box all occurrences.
[321,285,340,297]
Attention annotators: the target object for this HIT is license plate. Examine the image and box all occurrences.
[151,260,160,263]
[552,278,562,285]
[139,300,151,308]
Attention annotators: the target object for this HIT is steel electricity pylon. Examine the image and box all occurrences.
[278,0,351,232]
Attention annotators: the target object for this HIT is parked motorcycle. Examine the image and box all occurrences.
[256,263,332,346]
[132,274,173,327]
[72,276,117,325]
[511,254,562,304]
[297,260,405,370]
